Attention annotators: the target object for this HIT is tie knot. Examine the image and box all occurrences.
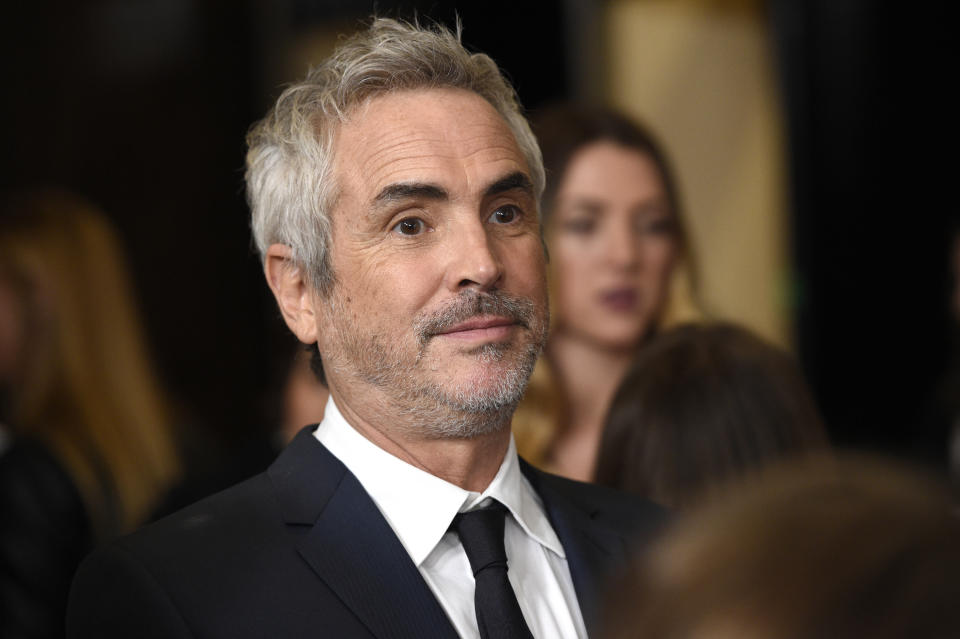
[451,502,509,577]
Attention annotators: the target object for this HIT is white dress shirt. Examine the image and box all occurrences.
[314,396,587,639]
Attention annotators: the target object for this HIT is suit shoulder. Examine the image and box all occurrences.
[68,541,193,639]
[116,471,279,563]
[528,466,669,535]
[68,471,291,637]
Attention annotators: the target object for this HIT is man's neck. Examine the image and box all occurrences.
[328,385,512,493]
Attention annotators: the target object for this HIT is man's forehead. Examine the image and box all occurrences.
[332,88,529,202]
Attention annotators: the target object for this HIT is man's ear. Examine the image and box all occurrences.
[264,244,320,344]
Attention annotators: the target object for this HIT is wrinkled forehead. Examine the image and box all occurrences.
[330,88,532,207]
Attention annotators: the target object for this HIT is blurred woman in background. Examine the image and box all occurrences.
[594,322,827,508]
[513,105,699,480]
[0,189,180,638]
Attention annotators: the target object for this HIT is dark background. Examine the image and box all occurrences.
[2,1,955,470]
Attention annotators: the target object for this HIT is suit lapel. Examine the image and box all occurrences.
[520,461,630,632]
[268,428,459,639]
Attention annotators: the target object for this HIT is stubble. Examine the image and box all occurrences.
[322,288,548,439]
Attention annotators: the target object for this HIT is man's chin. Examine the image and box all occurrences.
[434,361,532,410]
[443,353,525,383]
[388,354,536,439]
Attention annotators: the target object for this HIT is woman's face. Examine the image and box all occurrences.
[548,141,678,350]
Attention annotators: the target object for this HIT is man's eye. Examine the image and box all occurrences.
[392,218,426,236]
[489,205,521,224]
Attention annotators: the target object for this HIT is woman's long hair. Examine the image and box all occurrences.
[1,189,179,537]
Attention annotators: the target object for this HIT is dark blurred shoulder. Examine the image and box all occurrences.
[0,437,93,639]
[0,437,83,509]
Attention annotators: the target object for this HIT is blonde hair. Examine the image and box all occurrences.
[0,190,179,536]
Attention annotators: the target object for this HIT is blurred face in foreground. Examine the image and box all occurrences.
[309,88,549,437]
[548,142,678,350]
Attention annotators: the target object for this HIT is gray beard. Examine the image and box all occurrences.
[322,289,548,439]
[393,339,543,438]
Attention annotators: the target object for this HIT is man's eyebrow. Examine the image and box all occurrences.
[373,182,448,205]
[484,172,534,198]
[370,172,532,209]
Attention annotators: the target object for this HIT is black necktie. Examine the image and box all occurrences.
[450,502,535,639]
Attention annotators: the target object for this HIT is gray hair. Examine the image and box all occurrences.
[245,17,545,293]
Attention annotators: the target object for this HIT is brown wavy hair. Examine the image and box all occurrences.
[595,322,827,507]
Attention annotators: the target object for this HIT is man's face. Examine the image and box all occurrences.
[316,88,548,437]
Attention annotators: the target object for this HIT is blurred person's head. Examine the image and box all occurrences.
[532,105,695,351]
[601,454,960,639]
[595,322,827,507]
[0,189,179,535]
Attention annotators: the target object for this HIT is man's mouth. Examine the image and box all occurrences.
[414,290,537,348]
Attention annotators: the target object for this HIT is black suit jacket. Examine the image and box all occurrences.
[67,427,665,638]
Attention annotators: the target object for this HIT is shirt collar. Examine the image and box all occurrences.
[473,435,566,560]
[314,395,565,565]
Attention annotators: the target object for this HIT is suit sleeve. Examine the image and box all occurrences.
[66,544,194,639]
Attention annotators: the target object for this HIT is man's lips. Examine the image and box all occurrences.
[435,316,518,341]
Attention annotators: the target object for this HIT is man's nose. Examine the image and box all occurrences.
[445,219,504,292]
